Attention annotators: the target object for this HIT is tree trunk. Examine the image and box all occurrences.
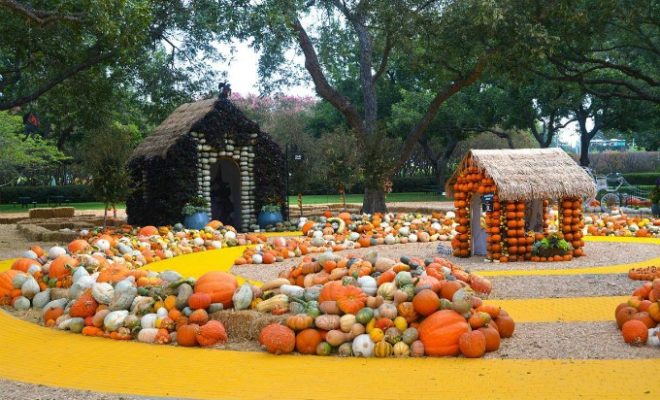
[362,186,387,214]
[103,203,108,228]
[579,132,591,167]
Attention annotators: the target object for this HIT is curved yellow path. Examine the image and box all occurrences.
[0,235,658,399]
[0,311,657,400]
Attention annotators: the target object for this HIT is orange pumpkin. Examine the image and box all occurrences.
[418,310,470,356]
[138,226,159,236]
[295,328,322,354]
[189,309,209,325]
[196,320,227,347]
[318,281,344,303]
[440,280,462,301]
[43,307,64,324]
[48,255,78,280]
[11,258,40,272]
[478,326,501,352]
[459,330,486,358]
[621,319,648,345]
[96,264,130,283]
[69,290,98,318]
[188,292,212,310]
[412,289,440,317]
[177,324,200,347]
[0,270,20,304]
[494,315,515,338]
[336,285,367,314]
[67,239,90,254]
[259,324,296,354]
[194,272,238,307]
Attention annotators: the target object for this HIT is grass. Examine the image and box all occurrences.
[0,202,122,213]
[0,192,448,213]
[291,192,448,205]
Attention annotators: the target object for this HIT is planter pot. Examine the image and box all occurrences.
[184,211,210,230]
[258,210,283,228]
[652,204,660,218]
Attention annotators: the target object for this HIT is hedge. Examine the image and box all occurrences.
[623,172,660,186]
[0,185,95,204]
[298,176,439,195]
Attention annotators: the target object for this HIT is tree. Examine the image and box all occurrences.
[213,0,596,212]
[80,123,137,226]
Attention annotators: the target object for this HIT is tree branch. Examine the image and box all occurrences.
[372,31,393,83]
[392,52,493,173]
[290,17,365,134]
[0,0,83,26]
[0,47,114,110]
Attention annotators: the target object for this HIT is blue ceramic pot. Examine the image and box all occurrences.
[184,211,209,230]
[258,211,283,228]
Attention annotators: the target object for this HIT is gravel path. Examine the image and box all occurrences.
[0,224,58,260]
[487,322,659,359]
[0,379,191,400]
[489,274,641,299]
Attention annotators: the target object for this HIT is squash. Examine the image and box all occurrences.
[12,296,30,311]
[410,340,425,357]
[337,342,353,357]
[255,294,288,313]
[316,341,332,356]
[374,340,393,357]
[231,284,252,311]
[109,284,137,311]
[177,324,200,347]
[340,314,356,332]
[357,276,377,296]
[314,314,341,330]
[280,284,305,299]
[395,271,413,287]
[377,303,398,320]
[286,314,314,331]
[138,328,159,344]
[401,327,419,345]
[196,320,227,347]
[393,341,410,357]
[259,324,295,354]
[459,330,486,358]
[377,282,396,300]
[356,307,374,325]
[295,328,322,354]
[326,329,352,346]
[336,285,367,314]
[319,300,340,315]
[176,283,193,310]
[194,271,238,308]
[70,290,98,318]
[413,289,440,317]
[189,292,212,310]
[418,310,469,356]
[58,317,85,333]
[91,282,114,305]
[352,334,375,357]
[104,310,129,331]
[141,313,158,329]
[32,289,50,309]
[20,276,40,299]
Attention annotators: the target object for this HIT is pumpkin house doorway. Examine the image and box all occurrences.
[470,195,487,256]
[210,158,241,229]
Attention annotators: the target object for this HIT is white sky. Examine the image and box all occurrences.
[213,41,584,147]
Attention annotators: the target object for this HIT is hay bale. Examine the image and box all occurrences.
[211,310,286,342]
[28,208,54,219]
[52,207,75,218]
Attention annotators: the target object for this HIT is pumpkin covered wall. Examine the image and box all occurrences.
[127,96,287,230]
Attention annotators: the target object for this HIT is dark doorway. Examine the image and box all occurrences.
[210,158,241,229]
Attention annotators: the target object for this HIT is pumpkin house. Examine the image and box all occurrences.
[445,148,596,262]
[126,95,287,230]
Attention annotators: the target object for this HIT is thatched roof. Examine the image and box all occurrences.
[130,97,260,160]
[445,148,596,201]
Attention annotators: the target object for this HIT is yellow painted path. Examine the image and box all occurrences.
[484,296,627,322]
[0,311,657,400]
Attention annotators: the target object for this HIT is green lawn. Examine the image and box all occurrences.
[291,192,448,205]
[0,202,120,213]
[0,192,447,213]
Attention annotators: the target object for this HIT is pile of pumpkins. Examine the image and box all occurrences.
[614,279,660,347]
[584,214,659,238]
[1,241,241,347]
[234,212,457,265]
[253,251,515,358]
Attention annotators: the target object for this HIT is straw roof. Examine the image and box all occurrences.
[445,148,596,201]
[130,97,260,160]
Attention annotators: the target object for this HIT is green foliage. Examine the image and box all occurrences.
[0,112,68,185]
[623,173,660,186]
[182,196,209,216]
[532,233,573,257]
[80,123,135,208]
[0,185,93,204]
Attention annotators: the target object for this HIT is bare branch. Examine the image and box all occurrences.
[290,17,365,133]
[0,47,114,110]
[0,0,83,26]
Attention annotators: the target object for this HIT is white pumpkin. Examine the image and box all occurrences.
[193,237,205,246]
[72,266,90,283]
[92,282,114,304]
[156,307,168,318]
[211,240,222,249]
[340,314,356,333]
[140,313,158,329]
[22,250,38,260]
[13,296,30,311]
[384,234,396,245]
[446,211,456,219]
[12,273,28,289]
[224,231,236,240]
[137,328,159,343]
[58,317,85,333]
[233,283,253,311]
[357,276,377,296]
[352,334,375,357]
[408,233,418,243]
[47,246,67,259]
[398,227,410,237]
[21,276,40,299]
[94,239,110,251]
[104,310,129,331]
[648,328,660,347]
[32,289,51,309]
[27,264,41,275]
[280,284,304,298]
[348,232,360,242]
[252,254,263,264]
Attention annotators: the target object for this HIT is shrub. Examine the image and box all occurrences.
[0,185,94,204]
[623,172,660,186]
